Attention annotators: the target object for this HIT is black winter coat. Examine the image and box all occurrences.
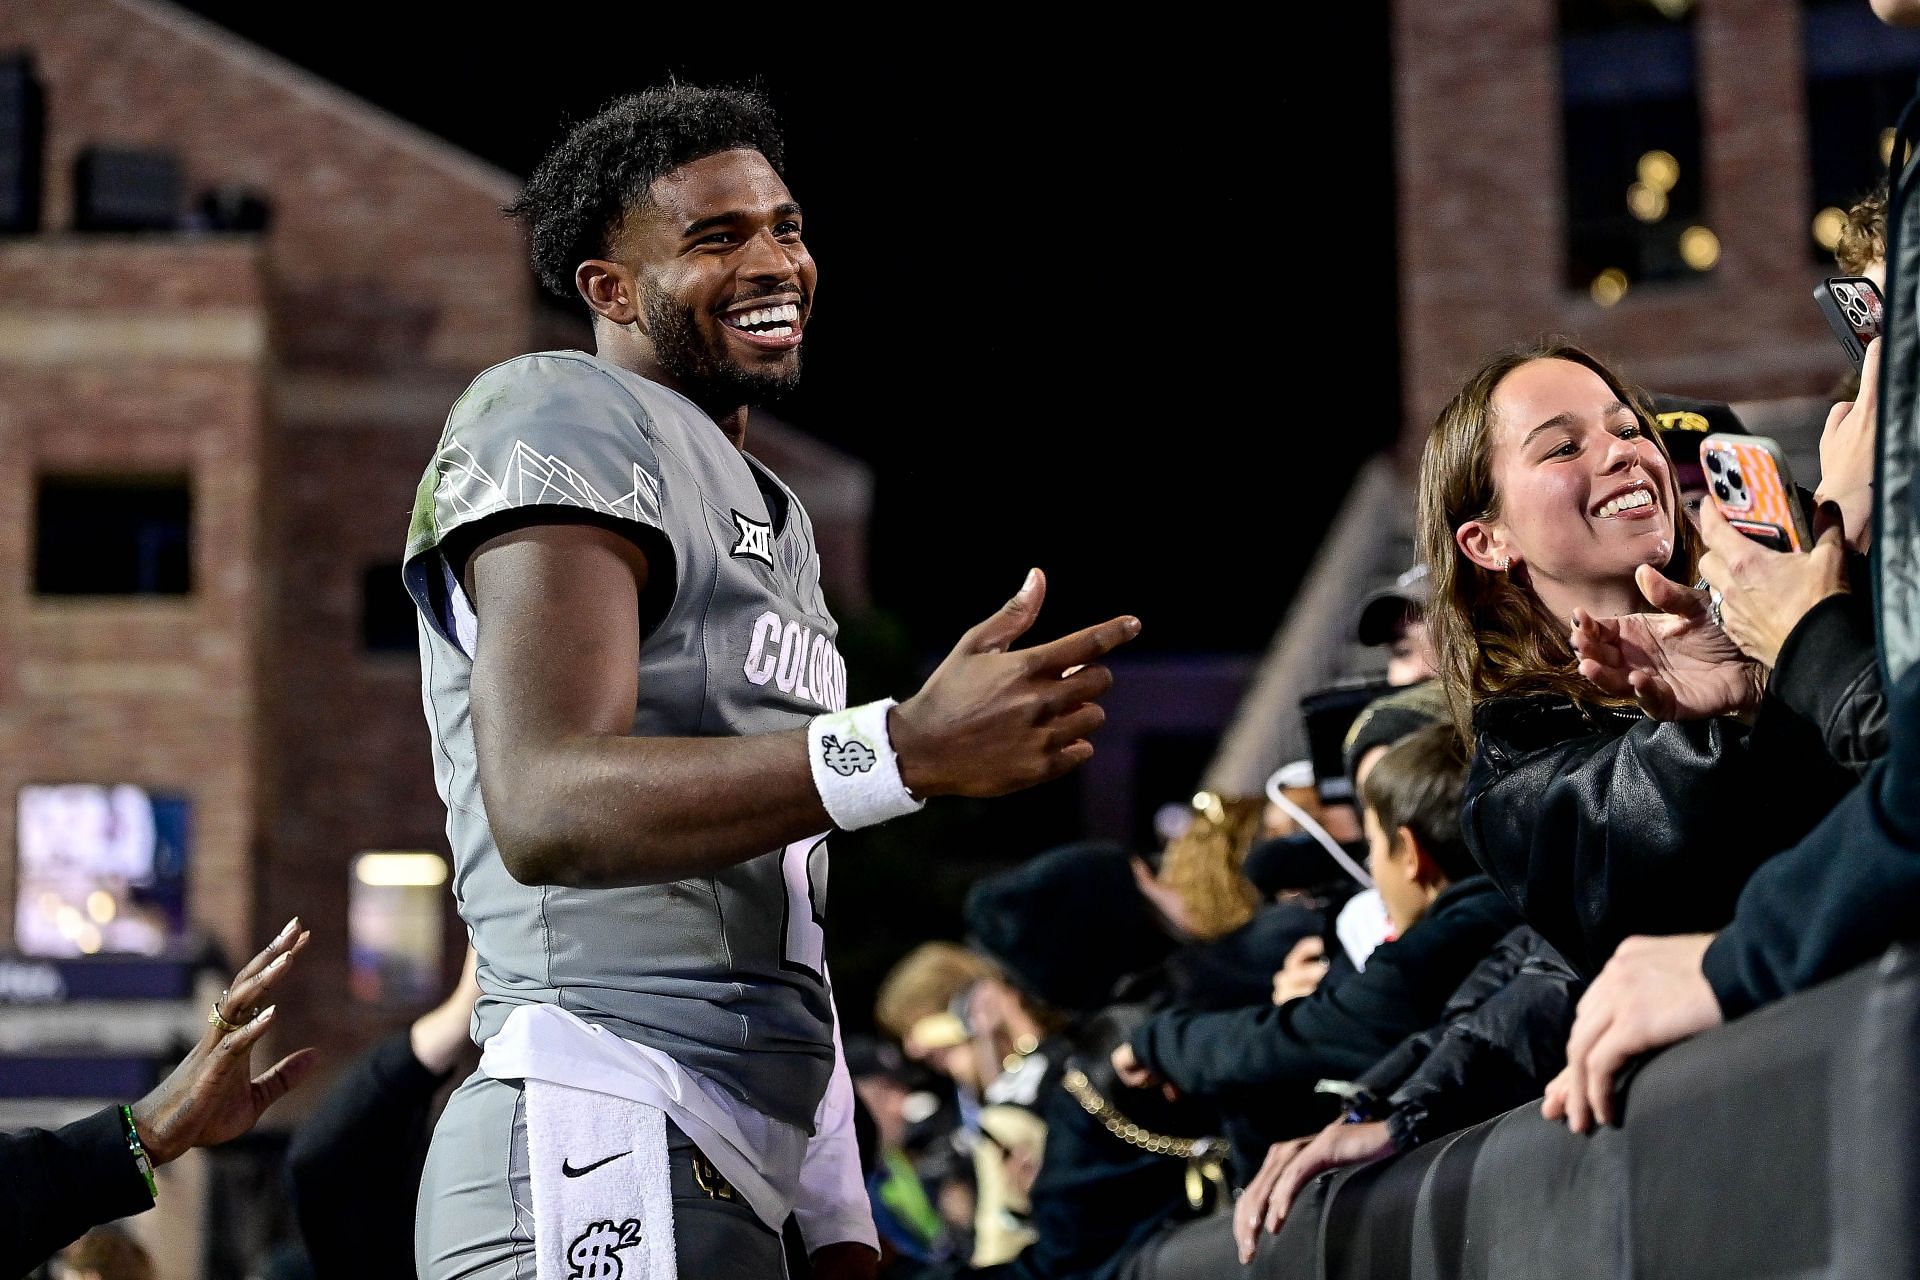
[0,1106,154,1276]
[1768,567,1887,775]
[1126,879,1518,1139]
[1350,927,1582,1151]
[1463,691,1853,978]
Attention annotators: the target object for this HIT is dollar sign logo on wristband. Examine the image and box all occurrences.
[821,734,877,776]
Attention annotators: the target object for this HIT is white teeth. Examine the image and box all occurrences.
[1599,489,1653,518]
[729,303,800,332]
[765,325,793,337]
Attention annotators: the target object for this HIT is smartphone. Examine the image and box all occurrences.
[1814,275,1884,372]
[1700,433,1812,552]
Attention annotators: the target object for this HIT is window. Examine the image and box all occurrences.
[35,476,191,595]
[1802,2,1920,263]
[349,851,447,1002]
[15,784,189,956]
[362,562,416,653]
[1561,0,1714,302]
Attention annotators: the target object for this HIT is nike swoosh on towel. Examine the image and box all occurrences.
[561,1151,630,1178]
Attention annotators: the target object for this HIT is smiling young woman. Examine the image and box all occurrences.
[1414,341,1852,980]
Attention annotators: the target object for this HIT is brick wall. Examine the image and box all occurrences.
[0,237,270,971]
[1395,0,1837,450]
[0,0,538,1107]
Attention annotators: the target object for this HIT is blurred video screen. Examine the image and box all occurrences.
[15,783,189,956]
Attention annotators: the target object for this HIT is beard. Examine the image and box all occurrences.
[640,278,803,415]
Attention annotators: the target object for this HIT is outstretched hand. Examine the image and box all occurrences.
[132,918,319,1165]
[1570,566,1761,721]
[891,570,1139,798]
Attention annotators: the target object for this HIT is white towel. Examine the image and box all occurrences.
[525,1078,678,1280]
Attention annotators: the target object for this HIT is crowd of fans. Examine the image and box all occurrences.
[11,8,1920,1276]
[812,164,1920,1278]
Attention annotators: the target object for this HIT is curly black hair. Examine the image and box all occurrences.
[506,83,786,301]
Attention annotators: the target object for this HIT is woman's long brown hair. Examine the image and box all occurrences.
[1415,340,1702,743]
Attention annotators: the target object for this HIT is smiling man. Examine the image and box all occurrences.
[405,86,1137,1280]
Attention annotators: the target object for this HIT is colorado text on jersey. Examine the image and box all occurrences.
[742,610,848,712]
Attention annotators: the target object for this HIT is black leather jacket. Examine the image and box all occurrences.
[1464,692,1853,977]
[1768,581,1887,776]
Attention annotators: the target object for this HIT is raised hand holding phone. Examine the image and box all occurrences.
[1700,433,1811,552]
[1814,275,1883,373]
[1695,499,1850,669]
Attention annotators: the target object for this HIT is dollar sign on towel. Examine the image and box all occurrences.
[566,1219,640,1280]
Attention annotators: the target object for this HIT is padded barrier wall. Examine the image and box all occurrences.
[1257,945,1920,1280]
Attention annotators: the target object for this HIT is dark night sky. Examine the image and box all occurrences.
[174,7,1400,658]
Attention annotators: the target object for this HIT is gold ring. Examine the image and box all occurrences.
[208,1002,244,1034]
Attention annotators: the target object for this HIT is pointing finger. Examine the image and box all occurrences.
[1023,615,1142,674]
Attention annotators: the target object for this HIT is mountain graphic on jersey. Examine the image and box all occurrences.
[431,439,662,529]
[820,735,877,776]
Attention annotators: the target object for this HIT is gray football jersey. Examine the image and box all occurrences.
[402,351,845,1130]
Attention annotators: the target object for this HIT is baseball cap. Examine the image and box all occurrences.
[1645,393,1746,492]
[1356,564,1431,647]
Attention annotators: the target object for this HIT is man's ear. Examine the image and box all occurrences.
[576,259,641,328]
[1455,517,1514,573]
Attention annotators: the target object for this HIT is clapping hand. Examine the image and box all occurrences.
[1571,565,1761,720]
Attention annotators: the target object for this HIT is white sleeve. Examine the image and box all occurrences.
[793,982,879,1253]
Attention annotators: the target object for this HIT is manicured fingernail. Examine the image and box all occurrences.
[1123,617,1141,635]
[277,917,298,941]
[269,953,290,970]
[1021,568,1038,594]
[258,1005,277,1022]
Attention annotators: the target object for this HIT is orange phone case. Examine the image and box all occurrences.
[1699,434,1809,552]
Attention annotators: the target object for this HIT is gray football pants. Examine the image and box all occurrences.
[416,1071,787,1279]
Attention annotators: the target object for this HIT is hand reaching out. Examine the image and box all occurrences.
[1570,566,1762,720]
[131,918,318,1165]
[891,570,1139,799]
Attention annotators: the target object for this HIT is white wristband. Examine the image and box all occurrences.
[807,698,925,831]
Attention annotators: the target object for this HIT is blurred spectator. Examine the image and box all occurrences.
[1,919,314,1277]
[1114,727,1518,1172]
[843,1036,955,1269]
[1417,339,1853,977]
[1355,566,1437,687]
[1258,761,1361,846]
[878,943,1008,1097]
[287,945,481,1277]
[51,1226,153,1280]
[1144,795,1264,942]
[1834,186,1889,400]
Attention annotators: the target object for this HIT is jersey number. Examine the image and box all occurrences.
[779,835,829,981]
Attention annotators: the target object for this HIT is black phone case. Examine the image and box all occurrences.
[1814,276,1884,373]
